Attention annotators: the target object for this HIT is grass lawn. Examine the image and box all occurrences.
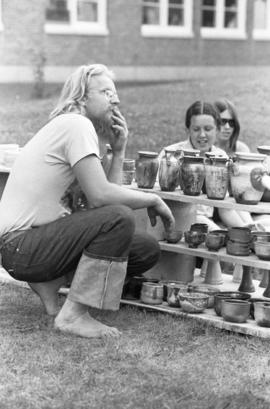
[0,72,270,408]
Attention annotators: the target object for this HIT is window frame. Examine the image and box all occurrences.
[141,0,194,38]
[253,0,270,40]
[44,0,108,36]
[200,0,247,40]
[0,0,3,31]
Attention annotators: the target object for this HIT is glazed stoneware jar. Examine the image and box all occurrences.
[136,151,159,189]
[159,148,181,192]
[140,282,163,305]
[181,155,205,196]
[257,145,270,202]
[204,156,229,200]
[229,152,267,204]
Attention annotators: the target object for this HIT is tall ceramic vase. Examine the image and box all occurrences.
[229,152,267,205]
[181,156,205,196]
[204,156,229,200]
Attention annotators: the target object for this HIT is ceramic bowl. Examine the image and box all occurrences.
[249,298,267,319]
[254,241,270,260]
[254,301,270,327]
[214,292,251,316]
[189,285,220,308]
[164,229,183,244]
[140,282,164,305]
[178,291,209,313]
[226,239,250,256]
[205,232,225,251]
[184,230,206,248]
[221,299,251,323]
[211,229,228,245]
[250,231,270,252]
[160,280,189,301]
[190,223,209,234]
[228,227,252,243]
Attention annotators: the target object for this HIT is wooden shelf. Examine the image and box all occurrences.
[159,240,270,269]
[129,183,270,214]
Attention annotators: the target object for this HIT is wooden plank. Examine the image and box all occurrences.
[159,241,270,269]
[128,183,270,214]
[120,299,270,339]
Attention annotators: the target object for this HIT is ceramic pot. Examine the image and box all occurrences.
[136,151,159,189]
[122,171,135,185]
[123,158,135,171]
[249,298,266,319]
[257,145,270,201]
[254,302,270,327]
[214,292,251,316]
[179,149,200,189]
[226,239,250,257]
[166,283,188,307]
[211,229,228,245]
[228,227,252,243]
[184,230,206,248]
[254,241,270,261]
[181,156,205,196]
[190,285,220,308]
[250,231,270,252]
[159,280,189,301]
[221,299,250,323]
[140,282,163,305]
[205,232,225,251]
[229,152,267,204]
[159,148,181,191]
[204,156,229,200]
[190,223,208,234]
[178,291,209,313]
[164,229,183,244]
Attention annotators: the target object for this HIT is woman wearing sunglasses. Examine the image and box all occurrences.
[213,98,269,230]
[214,98,249,156]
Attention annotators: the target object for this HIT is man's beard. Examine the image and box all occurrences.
[91,116,113,144]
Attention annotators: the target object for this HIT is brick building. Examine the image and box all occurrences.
[0,0,270,82]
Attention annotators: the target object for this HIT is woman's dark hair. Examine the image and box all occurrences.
[213,98,240,153]
[185,101,221,130]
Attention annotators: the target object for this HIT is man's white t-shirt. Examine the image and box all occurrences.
[0,113,100,236]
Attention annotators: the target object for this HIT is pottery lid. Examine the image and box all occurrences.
[257,145,270,155]
[138,151,158,157]
[235,152,267,161]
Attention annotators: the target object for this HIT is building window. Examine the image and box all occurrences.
[0,0,3,31]
[200,0,247,39]
[141,0,193,38]
[253,0,270,39]
[45,0,108,35]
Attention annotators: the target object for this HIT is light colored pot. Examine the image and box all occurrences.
[229,152,267,204]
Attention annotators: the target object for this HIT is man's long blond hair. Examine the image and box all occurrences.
[50,64,115,119]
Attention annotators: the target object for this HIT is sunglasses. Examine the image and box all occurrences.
[221,118,235,127]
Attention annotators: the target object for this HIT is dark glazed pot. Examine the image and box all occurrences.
[136,151,159,189]
[181,156,205,196]
[221,299,250,323]
[254,302,270,327]
[214,292,251,316]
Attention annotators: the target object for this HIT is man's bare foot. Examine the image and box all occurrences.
[54,311,121,338]
[28,276,66,315]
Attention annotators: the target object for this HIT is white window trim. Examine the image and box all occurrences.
[141,0,194,38]
[45,0,108,36]
[0,0,4,31]
[253,0,270,40]
[200,0,247,40]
